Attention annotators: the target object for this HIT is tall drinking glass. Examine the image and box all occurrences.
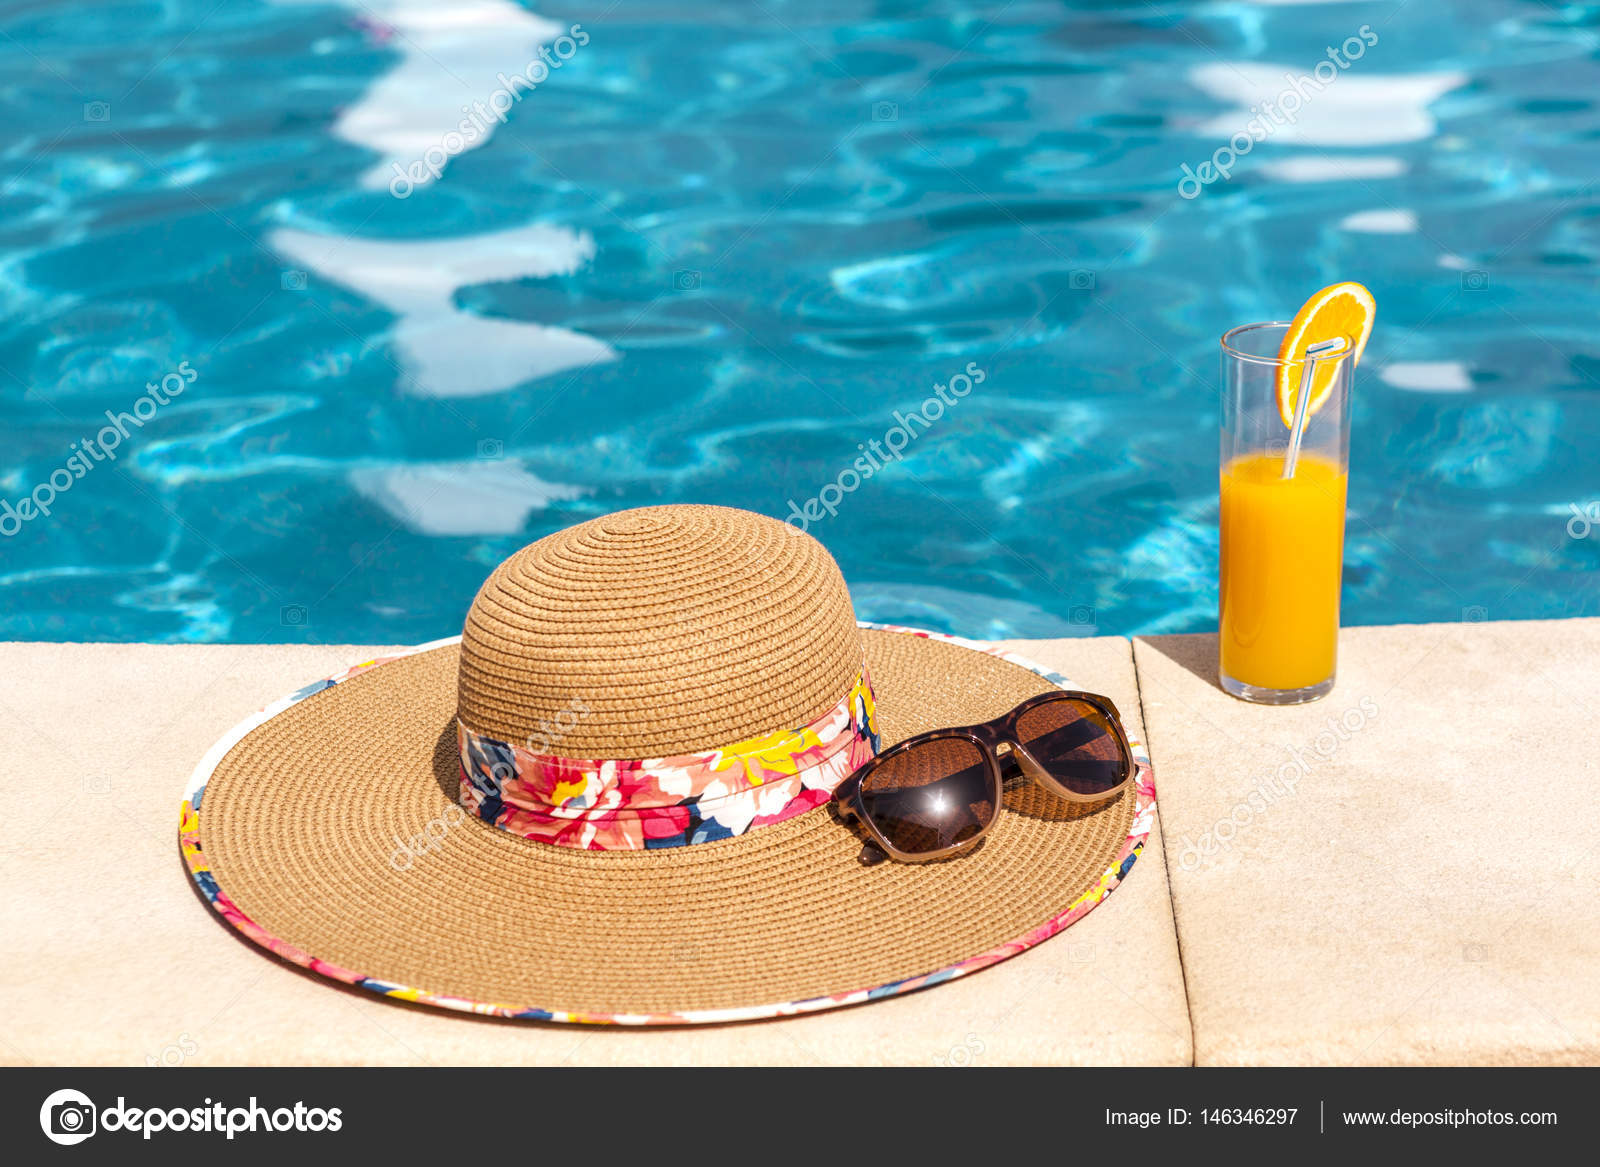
[1218,322,1354,704]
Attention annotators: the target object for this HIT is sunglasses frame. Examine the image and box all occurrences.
[831,690,1135,864]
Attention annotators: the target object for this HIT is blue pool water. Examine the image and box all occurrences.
[2,0,1597,644]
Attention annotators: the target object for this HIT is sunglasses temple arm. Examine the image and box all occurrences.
[857,840,889,866]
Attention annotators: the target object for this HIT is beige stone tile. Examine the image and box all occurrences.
[0,636,1187,1066]
[1135,618,1600,1065]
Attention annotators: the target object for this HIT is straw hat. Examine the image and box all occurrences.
[181,505,1154,1024]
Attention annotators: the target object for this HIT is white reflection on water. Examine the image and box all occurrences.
[262,0,615,538]
[1259,156,1406,183]
[1379,362,1474,393]
[272,222,617,398]
[268,1,616,400]
[272,0,565,188]
[1339,208,1417,234]
[1189,64,1467,146]
[350,460,588,535]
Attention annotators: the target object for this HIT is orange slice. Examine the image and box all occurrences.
[1274,282,1374,427]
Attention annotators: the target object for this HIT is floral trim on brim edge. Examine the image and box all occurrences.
[179,625,1156,1026]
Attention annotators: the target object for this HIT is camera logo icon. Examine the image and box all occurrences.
[673,270,701,291]
[40,1088,97,1145]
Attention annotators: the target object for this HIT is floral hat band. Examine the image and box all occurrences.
[457,668,880,851]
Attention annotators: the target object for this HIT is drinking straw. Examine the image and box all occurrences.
[1281,337,1347,479]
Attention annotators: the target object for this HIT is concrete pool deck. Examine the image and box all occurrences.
[2,617,1596,1065]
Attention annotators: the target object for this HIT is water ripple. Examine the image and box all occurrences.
[0,0,1595,641]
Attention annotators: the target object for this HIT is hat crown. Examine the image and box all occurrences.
[457,505,863,756]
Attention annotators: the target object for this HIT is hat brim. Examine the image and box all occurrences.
[180,623,1155,1026]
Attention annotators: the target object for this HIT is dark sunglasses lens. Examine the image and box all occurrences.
[858,737,994,856]
[1015,698,1129,797]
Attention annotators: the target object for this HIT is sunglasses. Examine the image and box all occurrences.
[832,691,1135,864]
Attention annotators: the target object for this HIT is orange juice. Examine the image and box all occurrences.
[1219,451,1347,690]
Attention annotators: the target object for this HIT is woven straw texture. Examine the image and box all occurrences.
[459,506,861,754]
[195,506,1137,1018]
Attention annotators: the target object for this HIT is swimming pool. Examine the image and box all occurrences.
[2,0,1596,643]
